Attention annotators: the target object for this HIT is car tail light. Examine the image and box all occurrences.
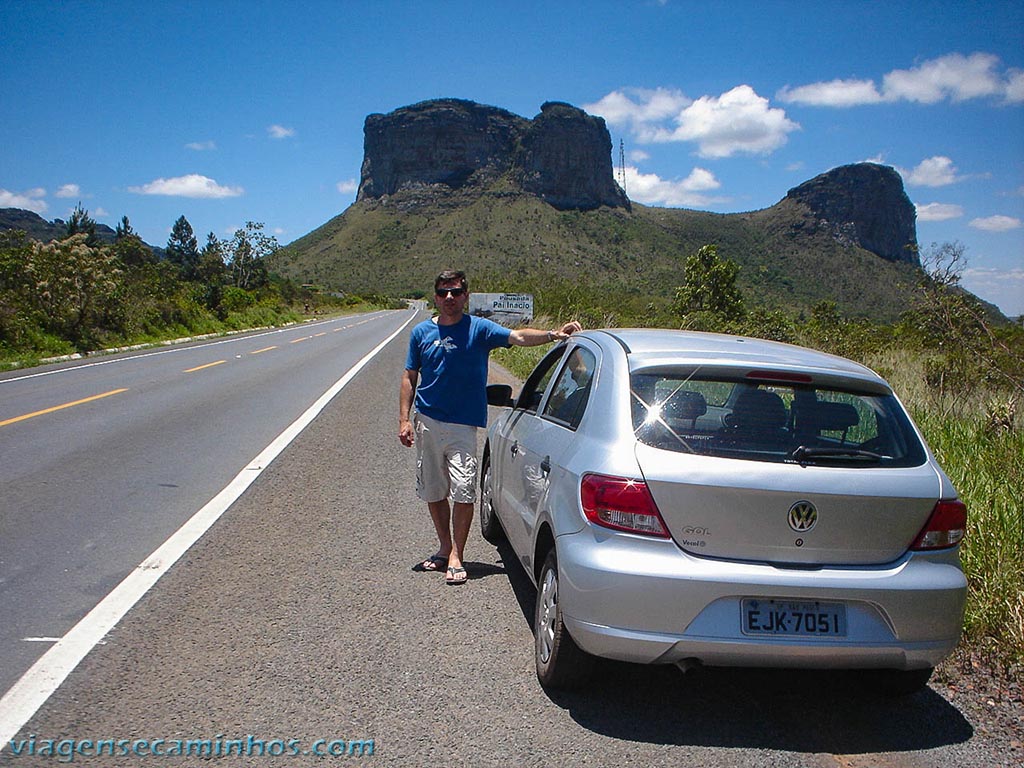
[911,499,967,550]
[580,474,670,538]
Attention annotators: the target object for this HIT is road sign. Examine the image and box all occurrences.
[469,293,534,326]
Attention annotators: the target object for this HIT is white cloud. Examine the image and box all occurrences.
[960,267,1024,317]
[778,52,1022,107]
[268,124,296,139]
[186,140,216,151]
[584,88,691,138]
[883,52,1003,104]
[899,156,961,187]
[1006,69,1024,104]
[666,86,799,157]
[55,183,81,198]
[589,85,798,158]
[93,207,109,218]
[337,179,358,194]
[129,174,243,198]
[628,149,650,162]
[0,187,47,213]
[588,85,799,157]
[623,166,726,207]
[969,215,1022,232]
[916,202,963,221]
[778,79,882,107]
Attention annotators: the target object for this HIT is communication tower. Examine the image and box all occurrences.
[618,139,627,195]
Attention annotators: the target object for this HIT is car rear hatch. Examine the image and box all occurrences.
[628,366,941,566]
[635,445,941,565]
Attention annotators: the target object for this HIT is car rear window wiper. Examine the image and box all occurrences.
[788,445,887,463]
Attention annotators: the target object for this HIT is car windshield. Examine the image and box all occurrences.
[630,371,926,467]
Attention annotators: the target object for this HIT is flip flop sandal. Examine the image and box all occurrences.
[417,554,448,572]
[445,566,468,585]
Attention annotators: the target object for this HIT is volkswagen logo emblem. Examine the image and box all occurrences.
[788,500,818,532]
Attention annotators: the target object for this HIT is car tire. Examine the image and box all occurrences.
[535,549,595,690]
[863,667,934,697]
[479,459,505,544]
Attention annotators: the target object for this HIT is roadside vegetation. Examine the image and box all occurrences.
[0,206,404,368]
[493,242,1024,667]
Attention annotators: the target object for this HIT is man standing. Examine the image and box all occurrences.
[399,269,581,585]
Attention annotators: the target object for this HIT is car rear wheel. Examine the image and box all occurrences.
[535,549,595,689]
[479,459,505,544]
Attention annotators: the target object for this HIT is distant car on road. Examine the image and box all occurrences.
[481,329,967,694]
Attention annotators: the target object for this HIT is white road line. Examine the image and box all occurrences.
[0,310,417,750]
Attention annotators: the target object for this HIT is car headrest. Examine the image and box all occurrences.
[811,401,860,432]
[662,390,708,421]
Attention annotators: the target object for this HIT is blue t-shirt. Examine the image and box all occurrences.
[406,314,512,428]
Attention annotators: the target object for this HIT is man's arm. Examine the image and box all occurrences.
[398,368,418,447]
[508,320,582,347]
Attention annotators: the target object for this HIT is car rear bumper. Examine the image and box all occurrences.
[556,530,966,670]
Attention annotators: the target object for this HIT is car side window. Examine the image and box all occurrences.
[516,347,567,413]
[542,347,596,430]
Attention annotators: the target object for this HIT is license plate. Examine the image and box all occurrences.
[741,599,847,637]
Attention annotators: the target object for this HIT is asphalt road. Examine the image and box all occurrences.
[0,310,413,693]
[0,316,1016,767]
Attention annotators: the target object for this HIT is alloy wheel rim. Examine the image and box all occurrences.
[481,467,493,526]
[538,568,557,664]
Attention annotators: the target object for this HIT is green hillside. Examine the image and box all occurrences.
[271,184,925,323]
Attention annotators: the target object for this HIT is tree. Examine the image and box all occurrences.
[65,203,99,247]
[225,221,276,290]
[166,215,200,280]
[196,232,227,312]
[114,215,135,241]
[904,241,1024,401]
[111,215,154,268]
[672,244,745,324]
[22,234,124,349]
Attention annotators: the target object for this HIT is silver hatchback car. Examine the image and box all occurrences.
[481,329,967,693]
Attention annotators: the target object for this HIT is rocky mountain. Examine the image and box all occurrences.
[358,99,628,211]
[785,164,917,264]
[274,99,933,321]
[0,208,119,244]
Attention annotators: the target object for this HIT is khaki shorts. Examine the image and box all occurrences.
[414,412,479,504]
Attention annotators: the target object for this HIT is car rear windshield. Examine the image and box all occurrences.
[630,372,927,467]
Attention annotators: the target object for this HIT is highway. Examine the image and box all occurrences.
[0,309,416,693]
[0,308,1009,767]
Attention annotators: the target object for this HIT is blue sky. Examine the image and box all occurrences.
[2,0,1022,316]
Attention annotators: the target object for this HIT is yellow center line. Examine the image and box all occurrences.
[314,332,327,337]
[0,388,129,428]
[251,346,278,354]
[183,360,227,373]
[290,336,311,344]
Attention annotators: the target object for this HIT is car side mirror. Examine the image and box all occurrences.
[486,384,515,407]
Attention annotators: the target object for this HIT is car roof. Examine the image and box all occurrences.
[581,328,888,389]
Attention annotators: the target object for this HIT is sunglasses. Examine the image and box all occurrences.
[435,287,466,297]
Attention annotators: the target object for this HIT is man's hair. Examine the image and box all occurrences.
[434,269,468,292]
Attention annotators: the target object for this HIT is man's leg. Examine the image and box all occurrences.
[427,499,453,559]
[448,501,474,570]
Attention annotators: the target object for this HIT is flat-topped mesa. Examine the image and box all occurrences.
[357,99,629,211]
[785,163,918,264]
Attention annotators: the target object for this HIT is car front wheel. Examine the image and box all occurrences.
[535,549,595,689]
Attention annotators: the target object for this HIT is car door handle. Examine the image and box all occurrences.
[540,456,551,476]
[510,441,519,457]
